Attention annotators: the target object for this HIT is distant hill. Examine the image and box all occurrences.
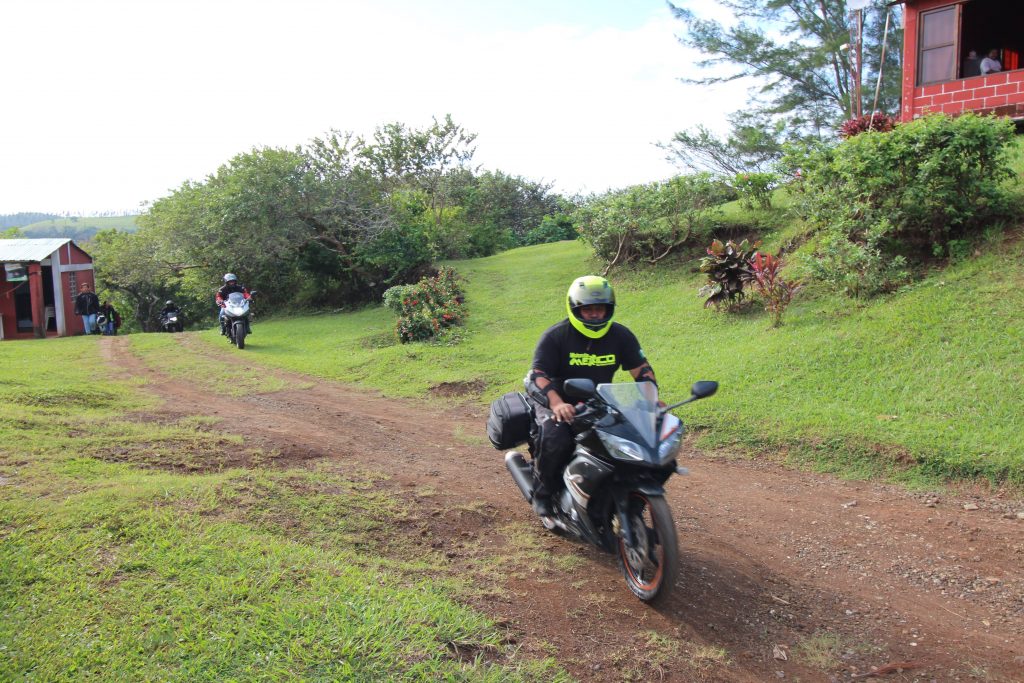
[0,212,61,229]
[16,215,140,242]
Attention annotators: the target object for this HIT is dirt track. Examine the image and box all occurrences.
[103,335,1024,681]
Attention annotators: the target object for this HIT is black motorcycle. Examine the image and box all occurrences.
[502,379,717,603]
[159,310,184,333]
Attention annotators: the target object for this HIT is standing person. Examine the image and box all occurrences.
[74,282,101,335]
[98,300,118,335]
[981,49,1002,75]
[215,273,250,335]
[524,275,659,516]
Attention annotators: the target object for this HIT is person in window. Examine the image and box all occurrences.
[74,283,101,335]
[980,49,1002,76]
[524,275,659,517]
[963,50,982,78]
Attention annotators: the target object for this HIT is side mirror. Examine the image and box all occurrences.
[249,290,258,298]
[563,378,596,399]
[690,381,718,400]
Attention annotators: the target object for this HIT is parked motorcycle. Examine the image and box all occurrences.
[159,310,184,333]
[222,292,253,349]
[501,379,717,603]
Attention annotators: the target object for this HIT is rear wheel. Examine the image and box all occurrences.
[233,320,246,349]
[615,492,679,603]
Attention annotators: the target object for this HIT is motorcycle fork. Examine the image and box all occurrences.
[611,488,636,549]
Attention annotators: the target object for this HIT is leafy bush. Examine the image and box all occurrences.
[731,171,778,209]
[801,229,909,299]
[575,174,732,273]
[786,113,1016,297]
[748,252,803,327]
[382,266,466,343]
[697,238,758,310]
[792,113,1015,250]
[523,214,576,245]
[838,112,896,138]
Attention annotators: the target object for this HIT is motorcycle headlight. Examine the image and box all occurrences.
[597,432,645,461]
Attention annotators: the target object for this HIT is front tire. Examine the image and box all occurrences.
[233,320,246,349]
[616,493,679,603]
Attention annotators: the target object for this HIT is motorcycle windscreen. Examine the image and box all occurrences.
[596,382,659,447]
[227,292,246,304]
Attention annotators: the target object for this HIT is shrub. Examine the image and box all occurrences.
[802,229,909,299]
[697,238,758,310]
[382,266,466,343]
[523,213,576,245]
[787,113,1016,296]
[796,113,1015,250]
[748,252,803,327]
[575,174,731,273]
[838,112,896,138]
[731,171,778,209]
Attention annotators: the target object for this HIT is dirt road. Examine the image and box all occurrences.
[103,336,1024,681]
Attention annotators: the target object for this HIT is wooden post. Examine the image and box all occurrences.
[28,263,45,338]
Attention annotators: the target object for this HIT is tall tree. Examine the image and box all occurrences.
[669,1,903,132]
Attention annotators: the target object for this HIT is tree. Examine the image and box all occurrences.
[668,1,903,135]
[360,115,477,229]
[660,111,787,176]
[90,229,182,331]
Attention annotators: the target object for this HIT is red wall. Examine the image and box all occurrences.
[901,0,1024,122]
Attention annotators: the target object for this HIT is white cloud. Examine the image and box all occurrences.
[0,0,751,214]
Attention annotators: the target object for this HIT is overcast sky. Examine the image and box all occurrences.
[0,0,749,216]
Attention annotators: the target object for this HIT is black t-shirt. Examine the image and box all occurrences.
[531,319,646,393]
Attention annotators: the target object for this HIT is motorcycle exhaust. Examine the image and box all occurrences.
[504,451,535,502]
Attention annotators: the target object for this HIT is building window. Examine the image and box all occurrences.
[68,272,77,301]
[917,0,1024,85]
[919,6,958,85]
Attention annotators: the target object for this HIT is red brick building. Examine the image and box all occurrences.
[0,238,95,340]
[898,0,1024,122]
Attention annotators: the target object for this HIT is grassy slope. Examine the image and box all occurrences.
[0,337,565,681]
[216,230,1024,486]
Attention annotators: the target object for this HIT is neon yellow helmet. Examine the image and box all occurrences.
[566,275,615,338]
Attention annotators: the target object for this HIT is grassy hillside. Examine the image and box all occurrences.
[205,233,1024,488]
[19,215,139,242]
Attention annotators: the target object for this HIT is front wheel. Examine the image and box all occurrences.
[233,320,246,349]
[616,493,679,603]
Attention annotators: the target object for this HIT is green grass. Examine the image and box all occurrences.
[0,338,567,681]
[18,215,139,242]
[205,233,1024,487]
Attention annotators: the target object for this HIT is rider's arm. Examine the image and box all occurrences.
[628,362,657,387]
[528,370,576,423]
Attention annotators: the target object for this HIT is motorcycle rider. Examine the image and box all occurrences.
[215,273,250,335]
[525,275,659,517]
[160,300,180,317]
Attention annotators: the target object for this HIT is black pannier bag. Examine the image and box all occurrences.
[486,391,533,450]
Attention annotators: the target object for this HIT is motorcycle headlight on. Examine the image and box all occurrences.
[597,432,645,462]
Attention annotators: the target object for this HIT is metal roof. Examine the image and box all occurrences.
[0,238,76,263]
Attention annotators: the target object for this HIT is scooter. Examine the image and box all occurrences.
[504,379,717,603]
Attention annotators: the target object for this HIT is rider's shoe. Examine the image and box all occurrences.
[531,494,554,517]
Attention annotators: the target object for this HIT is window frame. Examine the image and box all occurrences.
[917,4,962,85]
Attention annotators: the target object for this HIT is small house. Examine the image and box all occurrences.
[0,238,95,340]
[898,0,1024,122]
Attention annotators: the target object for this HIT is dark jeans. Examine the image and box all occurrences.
[531,404,575,499]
